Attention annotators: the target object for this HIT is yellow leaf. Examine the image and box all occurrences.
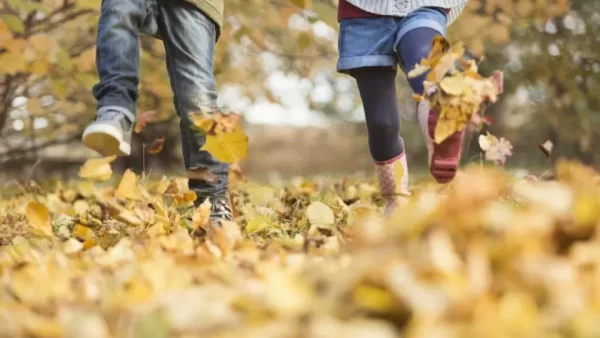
[115,169,142,200]
[306,201,335,225]
[172,190,197,206]
[201,127,249,164]
[296,32,312,50]
[192,199,211,229]
[245,216,270,235]
[3,37,25,52]
[434,118,458,144]
[572,193,600,231]
[76,0,99,9]
[25,201,53,237]
[440,74,468,96]
[353,285,397,312]
[0,51,27,74]
[27,34,54,55]
[78,156,117,181]
[21,312,64,338]
[72,224,94,241]
[51,79,68,99]
[74,47,96,72]
[489,23,510,45]
[290,0,311,8]
[407,63,430,79]
[75,72,98,89]
[190,113,215,132]
[28,59,51,75]
[54,47,74,71]
[26,97,44,115]
[0,19,12,42]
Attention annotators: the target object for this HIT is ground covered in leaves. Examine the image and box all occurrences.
[0,159,600,338]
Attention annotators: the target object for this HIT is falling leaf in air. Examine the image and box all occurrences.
[201,127,249,164]
[538,140,554,157]
[78,156,117,181]
[407,63,430,79]
[148,137,166,154]
[479,132,513,165]
[228,163,246,189]
[188,166,218,183]
[135,111,157,134]
[212,112,242,135]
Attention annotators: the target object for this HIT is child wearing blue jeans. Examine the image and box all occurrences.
[338,0,468,215]
[81,0,232,223]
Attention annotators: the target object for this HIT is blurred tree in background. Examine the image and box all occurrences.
[1,0,596,182]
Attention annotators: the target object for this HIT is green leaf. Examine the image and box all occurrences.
[1,14,25,34]
[55,48,74,72]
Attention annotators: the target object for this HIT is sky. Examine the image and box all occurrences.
[216,14,358,128]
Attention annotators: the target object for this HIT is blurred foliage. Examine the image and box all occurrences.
[1,157,600,336]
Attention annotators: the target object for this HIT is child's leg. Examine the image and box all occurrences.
[396,9,464,184]
[397,27,440,167]
[157,0,231,222]
[82,0,146,156]
[337,17,410,215]
[350,67,410,216]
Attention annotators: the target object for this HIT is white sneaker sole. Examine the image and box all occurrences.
[82,123,131,156]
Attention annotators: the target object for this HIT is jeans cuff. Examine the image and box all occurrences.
[337,55,397,73]
[97,105,136,123]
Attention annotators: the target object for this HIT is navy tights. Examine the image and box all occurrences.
[351,27,439,162]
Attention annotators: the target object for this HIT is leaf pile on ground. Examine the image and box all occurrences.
[0,159,600,337]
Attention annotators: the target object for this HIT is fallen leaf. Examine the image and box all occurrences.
[25,201,53,237]
[306,201,335,225]
[115,169,142,200]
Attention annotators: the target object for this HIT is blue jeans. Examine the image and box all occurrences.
[337,7,448,74]
[92,0,228,200]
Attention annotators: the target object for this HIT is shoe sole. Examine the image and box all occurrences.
[428,112,465,184]
[82,123,131,156]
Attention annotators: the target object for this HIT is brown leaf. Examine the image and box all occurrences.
[188,166,218,183]
[148,137,166,154]
[228,163,245,189]
[135,111,157,134]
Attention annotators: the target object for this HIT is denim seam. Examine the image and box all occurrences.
[337,54,397,71]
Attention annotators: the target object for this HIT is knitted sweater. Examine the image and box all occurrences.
[338,0,467,25]
[185,0,223,29]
